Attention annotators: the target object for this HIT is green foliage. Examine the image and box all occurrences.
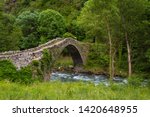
[0,50,53,84]
[87,44,109,68]
[38,9,66,42]
[0,81,150,100]
[148,80,150,88]
[22,0,31,6]
[19,33,39,50]
[54,56,73,68]
[78,0,150,76]
[0,0,150,78]
[63,32,76,39]
[145,49,150,62]
[0,60,17,81]
[31,49,53,81]
[31,60,43,81]
[77,0,119,41]
[118,0,149,73]
[128,75,144,87]
[16,10,39,36]
[15,10,40,49]
[41,49,53,72]
[77,0,100,41]
[0,60,34,84]
[67,22,86,41]
[0,13,20,52]
[78,0,120,79]
[17,66,33,84]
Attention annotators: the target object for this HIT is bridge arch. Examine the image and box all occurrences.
[60,44,84,66]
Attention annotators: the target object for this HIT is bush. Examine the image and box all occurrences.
[38,9,66,42]
[87,43,109,68]
[31,49,53,81]
[0,60,17,81]
[0,60,35,84]
[17,66,33,84]
[128,75,144,87]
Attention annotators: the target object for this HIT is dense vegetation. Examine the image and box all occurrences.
[0,0,150,77]
[0,0,150,99]
[0,60,34,84]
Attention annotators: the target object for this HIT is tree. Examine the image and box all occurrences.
[77,0,102,42]
[38,9,66,43]
[0,12,21,52]
[118,0,148,77]
[136,0,150,72]
[78,0,119,79]
[15,10,40,49]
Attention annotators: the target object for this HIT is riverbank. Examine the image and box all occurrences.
[53,54,130,79]
[53,56,127,78]
[0,81,149,100]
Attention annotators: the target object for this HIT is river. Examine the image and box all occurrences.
[50,72,128,86]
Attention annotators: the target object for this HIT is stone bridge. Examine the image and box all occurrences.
[0,38,89,69]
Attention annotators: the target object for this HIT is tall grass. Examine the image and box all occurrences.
[0,81,149,100]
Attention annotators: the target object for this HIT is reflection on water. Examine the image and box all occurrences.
[50,72,127,86]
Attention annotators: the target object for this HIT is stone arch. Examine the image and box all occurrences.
[62,44,83,66]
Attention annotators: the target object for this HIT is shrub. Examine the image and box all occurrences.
[128,75,144,87]
[0,60,35,84]
[38,9,66,42]
[17,66,33,84]
[31,49,53,81]
[0,60,17,81]
[87,43,109,68]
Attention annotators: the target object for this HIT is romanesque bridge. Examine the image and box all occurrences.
[0,38,89,69]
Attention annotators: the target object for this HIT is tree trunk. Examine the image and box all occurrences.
[106,22,113,79]
[112,49,116,78]
[118,42,123,68]
[120,6,132,78]
[125,32,132,77]
[44,71,51,81]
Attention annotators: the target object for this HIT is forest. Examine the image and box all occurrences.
[0,0,150,99]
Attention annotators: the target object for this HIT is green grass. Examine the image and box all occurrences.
[54,56,73,68]
[0,81,150,100]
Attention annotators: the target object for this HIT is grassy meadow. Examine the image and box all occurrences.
[0,81,150,100]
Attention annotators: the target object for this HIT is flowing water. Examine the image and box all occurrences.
[50,72,128,86]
